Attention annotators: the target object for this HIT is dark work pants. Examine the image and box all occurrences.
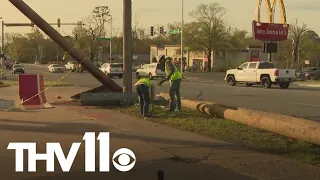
[136,84,150,116]
[169,79,182,111]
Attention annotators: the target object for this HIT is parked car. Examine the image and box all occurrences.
[135,63,166,80]
[99,63,123,78]
[65,61,77,71]
[225,61,296,89]
[297,67,320,80]
[48,64,65,73]
[12,64,25,74]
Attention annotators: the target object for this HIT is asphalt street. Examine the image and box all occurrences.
[5,64,320,121]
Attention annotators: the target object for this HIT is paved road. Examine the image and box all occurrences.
[5,64,320,121]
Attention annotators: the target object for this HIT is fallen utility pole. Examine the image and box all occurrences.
[123,0,132,93]
[159,93,320,146]
[8,0,122,92]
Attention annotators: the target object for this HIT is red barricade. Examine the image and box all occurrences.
[18,74,54,109]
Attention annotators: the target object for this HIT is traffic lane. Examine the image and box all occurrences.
[23,64,48,71]
[6,67,320,121]
[184,72,226,81]
[173,81,320,121]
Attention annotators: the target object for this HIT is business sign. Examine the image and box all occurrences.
[253,0,289,41]
[252,21,289,41]
[255,0,287,24]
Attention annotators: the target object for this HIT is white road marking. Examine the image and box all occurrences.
[288,102,320,107]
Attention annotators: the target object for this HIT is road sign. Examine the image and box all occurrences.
[252,21,289,41]
[97,37,111,40]
[168,29,180,35]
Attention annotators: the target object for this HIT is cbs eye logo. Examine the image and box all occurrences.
[112,148,136,172]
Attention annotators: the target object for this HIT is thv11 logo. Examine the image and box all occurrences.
[7,132,136,172]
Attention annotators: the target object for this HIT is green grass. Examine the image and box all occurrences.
[2,80,73,87]
[121,105,320,166]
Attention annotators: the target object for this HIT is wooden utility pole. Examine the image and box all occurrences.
[123,0,132,93]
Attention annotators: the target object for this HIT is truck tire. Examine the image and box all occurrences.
[308,75,315,80]
[227,75,236,86]
[279,82,290,89]
[261,77,272,88]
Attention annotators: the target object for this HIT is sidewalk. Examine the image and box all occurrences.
[0,86,319,180]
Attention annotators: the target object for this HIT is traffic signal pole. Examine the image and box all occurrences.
[123,0,132,93]
[109,16,113,64]
[57,19,60,64]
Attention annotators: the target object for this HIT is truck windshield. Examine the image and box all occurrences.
[258,63,275,69]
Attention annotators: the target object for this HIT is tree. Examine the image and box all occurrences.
[72,6,112,62]
[92,6,111,37]
[186,2,229,71]
[227,28,249,49]
[290,19,308,69]
[25,28,45,62]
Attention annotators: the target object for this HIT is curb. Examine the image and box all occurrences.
[0,84,10,88]
[159,92,320,146]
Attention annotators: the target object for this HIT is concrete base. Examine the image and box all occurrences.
[80,92,138,106]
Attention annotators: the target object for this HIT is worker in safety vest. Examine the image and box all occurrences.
[157,57,182,112]
[134,77,155,117]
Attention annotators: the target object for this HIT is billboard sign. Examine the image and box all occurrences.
[252,21,289,41]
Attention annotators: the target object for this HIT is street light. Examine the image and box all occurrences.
[108,15,113,64]
[0,17,4,56]
[181,0,184,74]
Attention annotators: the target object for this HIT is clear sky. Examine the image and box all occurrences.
[1,0,319,36]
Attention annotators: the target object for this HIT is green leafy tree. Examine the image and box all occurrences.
[186,2,229,71]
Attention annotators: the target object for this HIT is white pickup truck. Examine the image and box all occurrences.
[64,61,77,71]
[225,61,296,89]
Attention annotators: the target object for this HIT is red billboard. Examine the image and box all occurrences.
[252,21,289,41]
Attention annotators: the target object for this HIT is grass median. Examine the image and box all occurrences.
[121,105,320,166]
[2,80,73,87]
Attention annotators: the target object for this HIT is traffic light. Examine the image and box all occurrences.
[160,26,164,34]
[150,26,154,36]
[57,18,61,28]
[75,34,78,40]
